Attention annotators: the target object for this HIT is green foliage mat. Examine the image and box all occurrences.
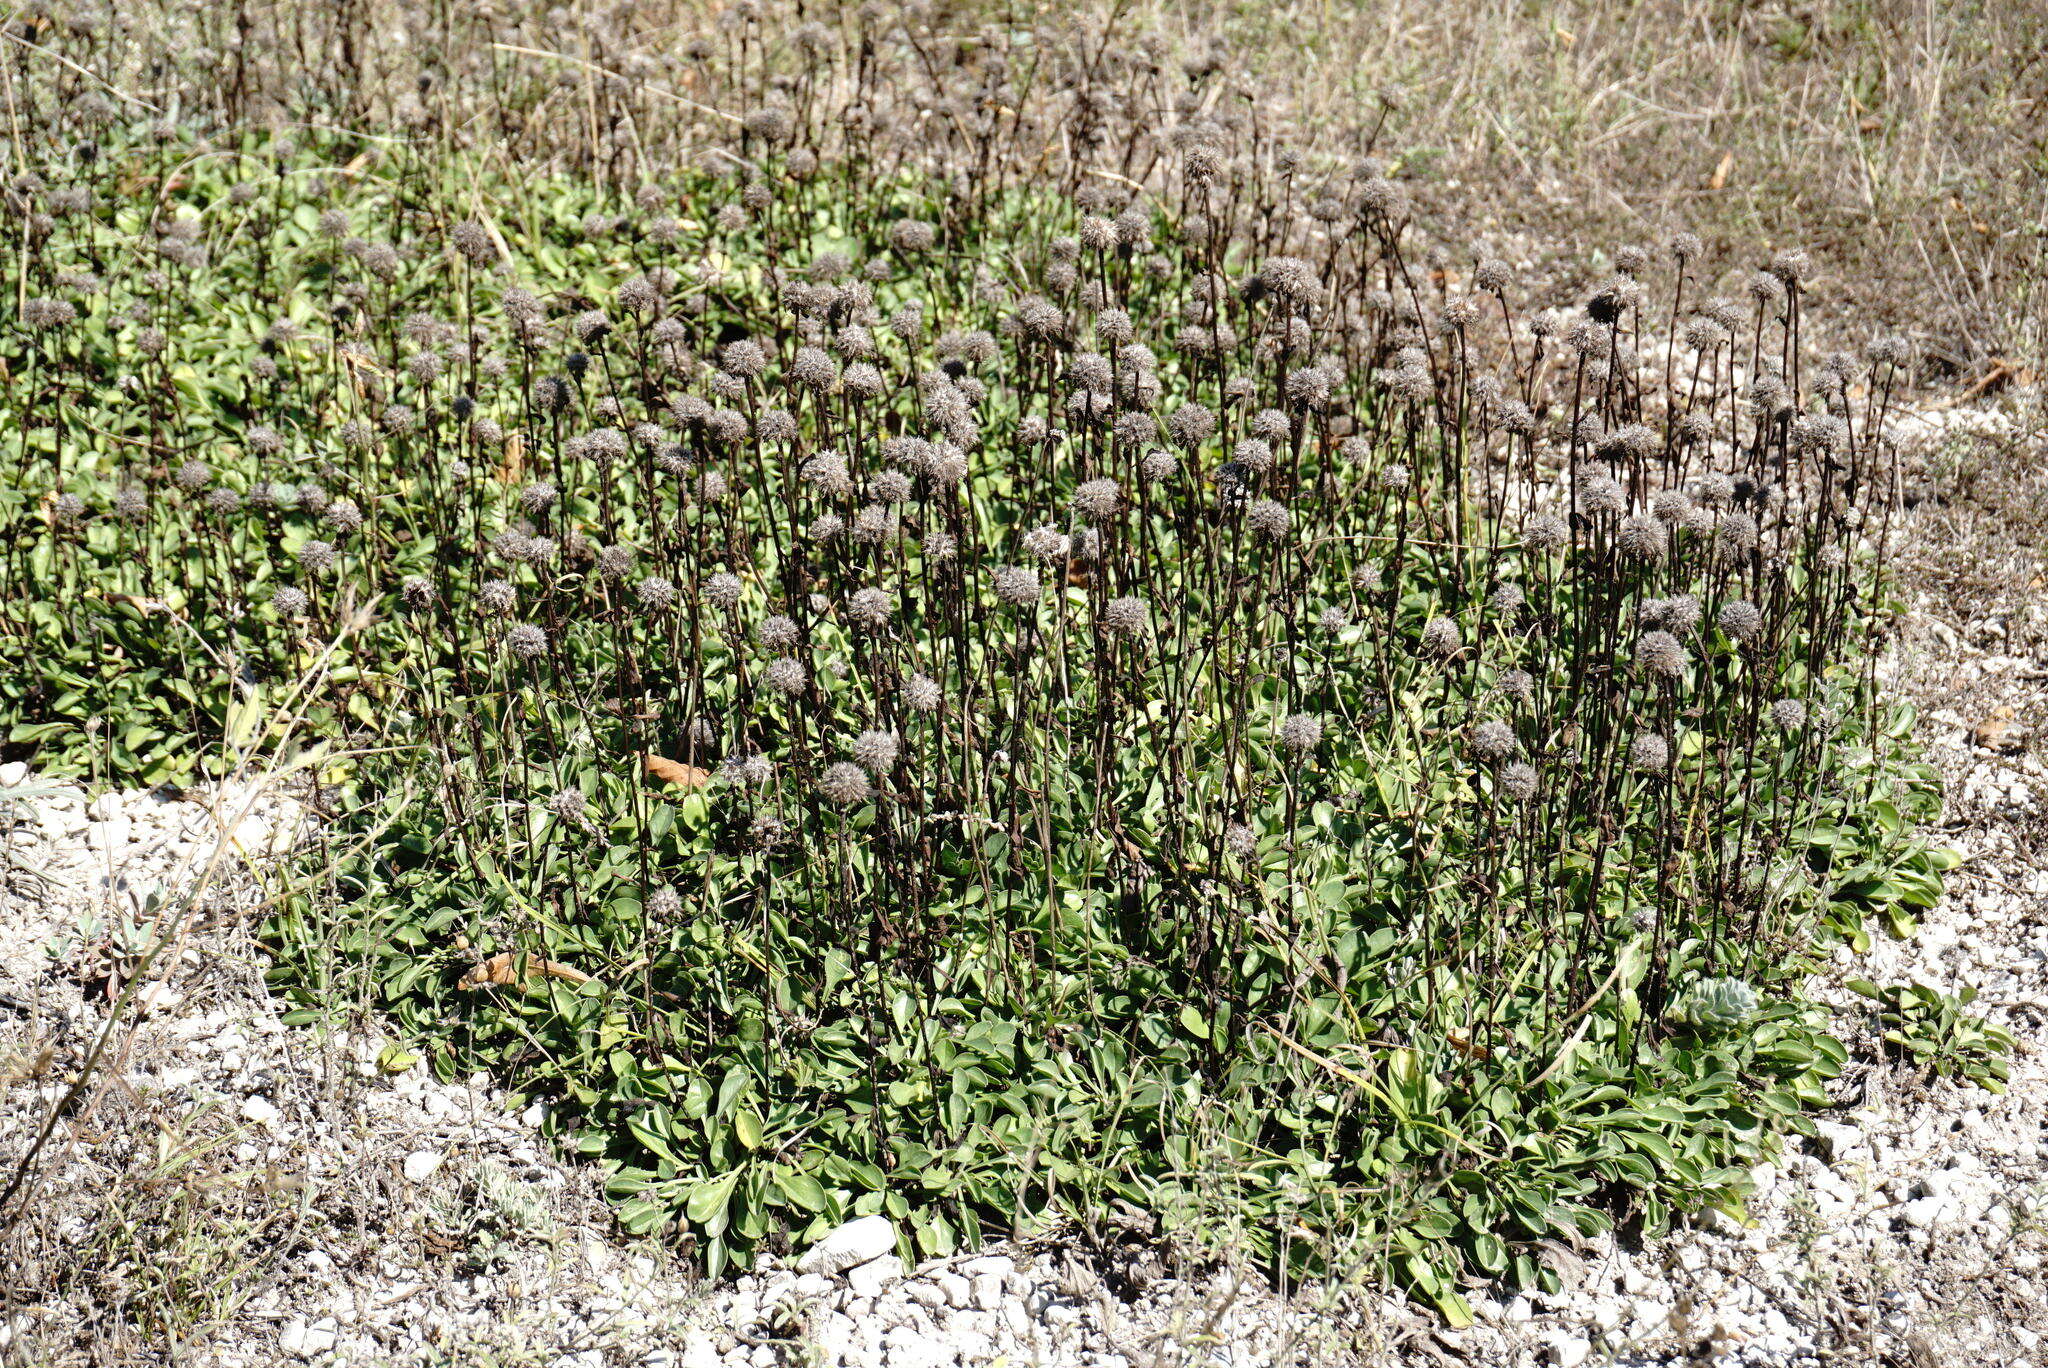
[2,132,1951,1320]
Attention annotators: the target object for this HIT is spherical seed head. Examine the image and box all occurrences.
[647,885,683,919]
[324,497,363,535]
[399,575,434,610]
[1472,258,1513,294]
[1234,438,1275,475]
[1618,514,1665,561]
[1692,472,1735,507]
[720,753,772,789]
[1073,478,1121,520]
[808,512,845,542]
[269,586,309,617]
[1650,488,1693,525]
[1278,713,1323,754]
[888,218,936,252]
[1021,526,1071,563]
[1522,514,1570,551]
[546,788,586,823]
[1769,698,1808,730]
[520,481,559,515]
[507,623,548,659]
[1318,604,1352,632]
[852,729,900,773]
[113,487,148,520]
[297,539,337,573]
[635,576,677,610]
[1166,402,1215,450]
[903,672,943,713]
[1497,668,1535,703]
[871,469,913,505]
[1245,499,1292,540]
[1653,594,1704,637]
[1225,823,1257,858]
[1140,449,1179,483]
[174,459,211,491]
[992,565,1040,606]
[1420,616,1461,658]
[1580,474,1627,517]
[597,544,635,581]
[702,573,744,609]
[203,487,242,515]
[51,491,85,523]
[763,656,807,696]
[1468,719,1517,763]
[1637,630,1688,679]
[1100,596,1148,636]
[1669,230,1703,263]
[819,761,872,806]
[1718,599,1764,643]
[1767,249,1810,287]
[846,587,893,628]
[1488,582,1526,616]
[478,579,517,615]
[851,505,895,545]
[1628,733,1671,773]
[758,614,799,650]
[1498,762,1539,802]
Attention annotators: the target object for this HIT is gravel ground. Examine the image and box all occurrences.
[2,399,2042,1366]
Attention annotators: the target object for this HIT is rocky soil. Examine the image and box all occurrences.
[2,398,2043,1366]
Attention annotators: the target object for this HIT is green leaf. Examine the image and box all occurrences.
[685,1170,741,1227]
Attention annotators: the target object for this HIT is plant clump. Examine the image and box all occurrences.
[0,0,1953,1323]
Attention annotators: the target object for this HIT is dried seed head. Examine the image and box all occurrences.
[1420,616,1462,658]
[702,572,744,609]
[819,761,872,806]
[1636,630,1688,679]
[1717,599,1764,644]
[846,587,894,628]
[1278,713,1323,754]
[903,673,943,713]
[1628,733,1671,773]
[1245,499,1292,540]
[852,729,900,773]
[507,623,548,659]
[1468,719,1517,763]
[1618,514,1665,561]
[992,565,1041,606]
[1073,478,1121,520]
[1498,762,1539,802]
[478,580,516,615]
[1522,515,1570,551]
[1099,596,1148,636]
[763,656,808,696]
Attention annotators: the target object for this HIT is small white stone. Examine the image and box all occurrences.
[845,1253,904,1299]
[795,1215,897,1278]
[239,1096,282,1127]
[402,1151,444,1182]
[278,1317,338,1358]
[1548,1333,1593,1367]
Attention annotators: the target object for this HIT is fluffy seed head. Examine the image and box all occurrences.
[819,761,872,806]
